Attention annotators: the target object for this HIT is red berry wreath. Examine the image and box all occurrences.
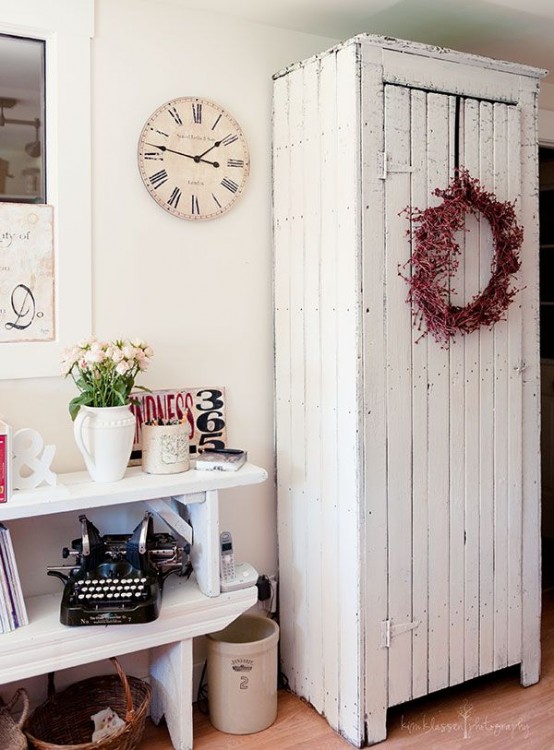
[401,169,523,346]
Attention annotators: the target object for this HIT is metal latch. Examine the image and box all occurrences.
[380,618,420,648]
[378,152,416,180]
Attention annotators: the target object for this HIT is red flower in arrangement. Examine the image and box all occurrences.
[400,169,523,346]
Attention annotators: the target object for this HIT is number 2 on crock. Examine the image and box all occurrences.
[196,389,226,450]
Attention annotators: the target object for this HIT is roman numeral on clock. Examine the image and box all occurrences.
[167,186,182,208]
[168,106,182,125]
[192,102,202,124]
[221,177,239,193]
[149,169,168,189]
[221,133,238,147]
[211,114,222,130]
[212,193,222,208]
[227,159,244,168]
[191,195,200,215]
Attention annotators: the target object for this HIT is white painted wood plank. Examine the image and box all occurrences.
[478,100,495,677]
[447,94,466,688]
[287,63,309,698]
[358,35,545,80]
[334,44,364,745]
[186,490,219,597]
[518,82,542,687]
[150,640,193,750]
[426,92,451,694]
[505,104,523,668]
[273,72,296,692]
[0,575,256,684]
[301,57,325,713]
[384,83,414,708]
[462,98,481,682]
[0,465,268,522]
[492,102,510,672]
[409,87,430,702]
[360,55,389,746]
[381,48,522,104]
[318,48,341,731]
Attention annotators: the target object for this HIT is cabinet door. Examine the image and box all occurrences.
[376,85,523,708]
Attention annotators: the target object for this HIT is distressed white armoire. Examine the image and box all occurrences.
[273,36,546,746]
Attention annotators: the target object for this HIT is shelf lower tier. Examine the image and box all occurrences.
[0,575,257,685]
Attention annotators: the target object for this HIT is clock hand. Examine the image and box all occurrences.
[195,136,229,159]
[146,143,195,160]
[145,143,220,167]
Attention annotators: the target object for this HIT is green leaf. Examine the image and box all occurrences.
[69,393,92,421]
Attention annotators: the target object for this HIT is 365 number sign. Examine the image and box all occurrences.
[130,387,227,460]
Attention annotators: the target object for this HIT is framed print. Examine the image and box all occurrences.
[0,203,55,342]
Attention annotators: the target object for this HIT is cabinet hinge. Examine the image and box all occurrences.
[380,618,420,648]
[378,152,416,180]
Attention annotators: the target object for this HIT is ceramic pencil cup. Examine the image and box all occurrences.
[141,422,190,474]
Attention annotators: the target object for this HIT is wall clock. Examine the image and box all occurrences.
[137,97,249,220]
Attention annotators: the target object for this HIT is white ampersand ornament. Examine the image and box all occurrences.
[12,428,57,490]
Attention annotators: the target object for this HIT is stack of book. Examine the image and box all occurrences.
[0,418,12,503]
[0,524,28,633]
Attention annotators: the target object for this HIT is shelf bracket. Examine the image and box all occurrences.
[146,498,194,546]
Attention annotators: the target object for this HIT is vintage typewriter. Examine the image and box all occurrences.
[48,512,191,626]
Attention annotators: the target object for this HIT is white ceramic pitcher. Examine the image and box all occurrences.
[73,404,135,482]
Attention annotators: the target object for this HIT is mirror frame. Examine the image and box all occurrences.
[0,0,93,379]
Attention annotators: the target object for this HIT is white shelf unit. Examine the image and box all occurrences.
[0,463,268,750]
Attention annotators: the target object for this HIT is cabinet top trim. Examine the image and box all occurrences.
[273,33,547,82]
[0,463,268,521]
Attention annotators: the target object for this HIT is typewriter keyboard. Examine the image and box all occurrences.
[70,576,151,605]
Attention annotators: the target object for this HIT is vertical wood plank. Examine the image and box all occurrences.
[447,94,466,688]
[150,640,193,750]
[334,44,364,744]
[519,81,542,687]
[384,83,414,708]
[506,104,523,668]
[186,491,219,597]
[273,69,297,692]
[462,97,481,682]
[492,102,510,672]
[318,48,341,732]
[478,100,495,677]
[426,92,451,694]
[360,53,389,746]
[410,87,430,701]
[301,57,324,712]
[287,62,308,698]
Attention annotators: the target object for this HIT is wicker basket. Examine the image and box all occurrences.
[24,657,151,750]
[0,688,30,750]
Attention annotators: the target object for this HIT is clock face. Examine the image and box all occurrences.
[137,97,249,220]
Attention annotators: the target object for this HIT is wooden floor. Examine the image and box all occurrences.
[139,588,554,749]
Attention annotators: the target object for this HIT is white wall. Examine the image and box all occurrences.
[0,0,335,702]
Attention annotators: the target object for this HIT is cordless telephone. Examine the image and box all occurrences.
[219,531,236,582]
[219,530,259,593]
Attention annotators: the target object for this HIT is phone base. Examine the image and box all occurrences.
[220,562,259,592]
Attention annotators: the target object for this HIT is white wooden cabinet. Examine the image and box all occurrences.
[0,463,267,750]
[273,35,545,746]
